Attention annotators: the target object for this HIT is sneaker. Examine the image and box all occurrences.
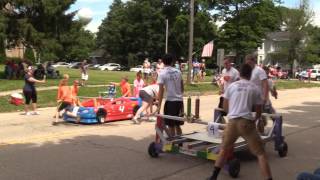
[52,121,58,126]
[21,112,31,115]
[31,111,40,115]
[132,117,139,124]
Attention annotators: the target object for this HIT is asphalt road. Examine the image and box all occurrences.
[1,88,320,180]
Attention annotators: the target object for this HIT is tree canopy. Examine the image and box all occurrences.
[0,0,95,62]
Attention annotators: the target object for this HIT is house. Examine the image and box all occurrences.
[257,31,290,66]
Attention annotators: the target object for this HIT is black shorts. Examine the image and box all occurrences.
[139,90,153,102]
[218,96,224,108]
[57,101,72,111]
[23,90,37,104]
[164,101,184,127]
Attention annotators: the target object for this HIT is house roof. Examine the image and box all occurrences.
[266,31,290,42]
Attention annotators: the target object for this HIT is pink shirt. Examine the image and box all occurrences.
[133,79,145,97]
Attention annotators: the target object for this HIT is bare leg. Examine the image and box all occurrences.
[257,153,272,179]
[176,125,182,136]
[31,103,37,112]
[133,101,149,119]
[168,126,176,137]
[24,104,29,114]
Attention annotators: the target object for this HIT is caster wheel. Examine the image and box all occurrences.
[228,158,240,178]
[148,142,159,158]
[278,142,288,157]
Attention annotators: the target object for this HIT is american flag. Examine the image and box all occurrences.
[201,41,214,57]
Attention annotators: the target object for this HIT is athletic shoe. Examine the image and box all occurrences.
[132,117,139,124]
[52,121,58,126]
[21,112,31,115]
[31,111,40,115]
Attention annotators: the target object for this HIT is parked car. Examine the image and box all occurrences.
[130,65,143,72]
[297,70,309,79]
[99,63,121,71]
[116,65,129,71]
[310,69,320,81]
[52,62,70,68]
[68,62,82,69]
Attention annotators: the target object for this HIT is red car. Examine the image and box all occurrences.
[78,97,142,123]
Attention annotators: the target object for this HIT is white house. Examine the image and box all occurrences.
[257,31,290,66]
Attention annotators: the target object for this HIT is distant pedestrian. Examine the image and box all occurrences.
[192,58,200,83]
[157,54,184,136]
[208,64,272,180]
[143,58,151,82]
[133,71,145,97]
[22,66,46,115]
[200,59,206,81]
[80,60,89,86]
[156,59,164,74]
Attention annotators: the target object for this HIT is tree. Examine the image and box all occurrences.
[279,0,312,70]
[97,0,218,65]
[215,0,282,62]
[24,47,35,63]
[0,13,6,63]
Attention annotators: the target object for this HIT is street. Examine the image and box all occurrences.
[0,88,320,180]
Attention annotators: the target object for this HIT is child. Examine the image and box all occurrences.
[157,54,184,136]
[133,71,144,97]
[111,76,132,97]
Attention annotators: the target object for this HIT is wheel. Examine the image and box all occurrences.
[133,106,140,115]
[278,142,288,157]
[316,76,320,81]
[228,158,240,178]
[148,142,159,158]
[96,109,107,124]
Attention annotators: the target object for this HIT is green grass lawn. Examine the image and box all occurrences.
[0,65,213,92]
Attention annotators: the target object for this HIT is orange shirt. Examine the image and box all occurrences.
[57,85,73,103]
[120,82,132,97]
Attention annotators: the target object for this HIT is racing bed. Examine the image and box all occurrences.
[63,97,142,124]
[147,109,288,178]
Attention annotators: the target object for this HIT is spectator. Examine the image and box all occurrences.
[200,59,206,81]
[143,58,151,82]
[174,61,180,70]
[22,66,46,115]
[192,58,200,83]
[133,71,145,97]
[80,60,89,86]
[156,59,164,74]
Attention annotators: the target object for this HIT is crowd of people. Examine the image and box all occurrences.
[4,59,60,80]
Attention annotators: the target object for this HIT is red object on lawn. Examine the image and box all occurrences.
[10,93,24,106]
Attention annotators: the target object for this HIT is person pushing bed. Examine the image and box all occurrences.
[208,63,273,180]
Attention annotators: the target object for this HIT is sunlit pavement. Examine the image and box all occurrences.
[0,88,320,180]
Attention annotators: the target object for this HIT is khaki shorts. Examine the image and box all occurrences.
[222,117,265,156]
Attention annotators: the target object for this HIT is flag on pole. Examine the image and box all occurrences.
[201,41,214,57]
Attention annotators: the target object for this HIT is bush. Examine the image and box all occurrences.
[205,69,213,76]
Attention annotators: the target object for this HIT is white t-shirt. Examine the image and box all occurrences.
[221,67,240,93]
[142,84,159,98]
[250,65,267,93]
[223,79,262,120]
[157,66,183,101]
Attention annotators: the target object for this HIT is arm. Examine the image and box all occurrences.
[255,104,262,120]
[157,84,164,113]
[262,79,269,104]
[222,98,229,113]
[27,77,45,83]
[181,78,184,93]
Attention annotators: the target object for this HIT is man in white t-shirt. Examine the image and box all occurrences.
[245,54,269,105]
[157,54,184,136]
[209,64,272,180]
[218,57,239,108]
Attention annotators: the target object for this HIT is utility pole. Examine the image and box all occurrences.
[165,19,169,54]
[187,0,194,84]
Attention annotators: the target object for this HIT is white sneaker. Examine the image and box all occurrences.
[21,112,31,115]
[31,111,40,115]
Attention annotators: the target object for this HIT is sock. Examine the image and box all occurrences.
[209,166,221,180]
